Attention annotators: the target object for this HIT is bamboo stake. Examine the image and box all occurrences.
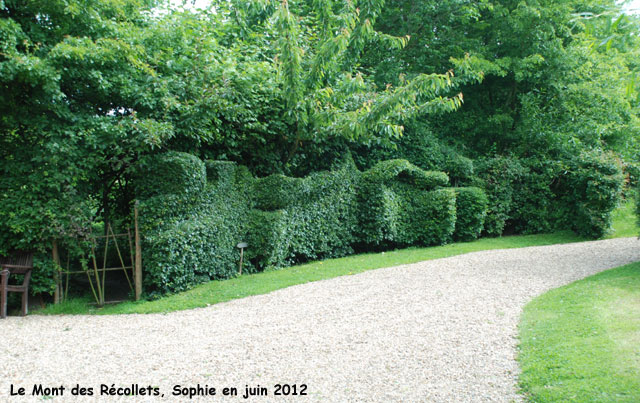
[127,229,136,293]
[102,224,109,301]
[84,258,99,305]
[110,224,133,292]
[90,243,103,306]
[52,240,60,304]
[64,255,70,302]
[134,201,142,301]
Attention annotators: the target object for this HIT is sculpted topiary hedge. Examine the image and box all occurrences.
[357,160,455,247]
[135,153,481,295]
[135,151,622,297]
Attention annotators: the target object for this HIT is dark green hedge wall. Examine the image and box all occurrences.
[357,160,456,247]
[138,154,253,296]
[248,163,360,269]
[135,151,620,297]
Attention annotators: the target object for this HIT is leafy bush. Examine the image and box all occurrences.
[475,153,623,238]
[473,156,526,235]
[562,152,623,238]
[453,187,489,241]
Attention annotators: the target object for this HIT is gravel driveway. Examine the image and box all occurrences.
[1,238,638,402]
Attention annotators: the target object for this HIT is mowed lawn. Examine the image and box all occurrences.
[518,262,640,402]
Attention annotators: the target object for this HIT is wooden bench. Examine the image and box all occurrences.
[1,251,34,318]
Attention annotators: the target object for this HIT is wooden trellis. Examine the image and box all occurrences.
[53,203,142,305]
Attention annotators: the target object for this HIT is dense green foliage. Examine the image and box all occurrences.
[475,152,623,238]
[453,187,489,241]
[0,0,637,299]
[137,152,487,294]
[136,153,252,296]
[358,160,456,247]
[37,197,638,314]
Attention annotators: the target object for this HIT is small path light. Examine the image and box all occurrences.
[236,242,248,275]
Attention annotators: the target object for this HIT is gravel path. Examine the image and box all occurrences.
[1,238,639,402]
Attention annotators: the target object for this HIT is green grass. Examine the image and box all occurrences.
[518,262,640,402]
[37,199,637,315]
[606,197,638,239]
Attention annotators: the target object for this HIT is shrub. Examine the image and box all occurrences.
[357,160,455,247]
[562,151,623,238]
[622,161,640,197]
[475,153,623,238]
[135,152,206,199]
[453,187,488,241]
[473,156,525,235]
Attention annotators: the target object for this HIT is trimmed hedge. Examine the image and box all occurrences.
[135,151,621,297]
[453,187,489,241]
[365,159,449,189]
[136,154,460,295]
[138,157,252,297]
[248,163,360,268]
[253,174,303,210]
[135,152,206,199]
[357,160,455,247]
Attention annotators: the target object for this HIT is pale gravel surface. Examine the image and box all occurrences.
[1,238,639,403]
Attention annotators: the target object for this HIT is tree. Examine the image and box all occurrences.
[0,0,170,258]
[220,0,480,169]
[362,0,639,159]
